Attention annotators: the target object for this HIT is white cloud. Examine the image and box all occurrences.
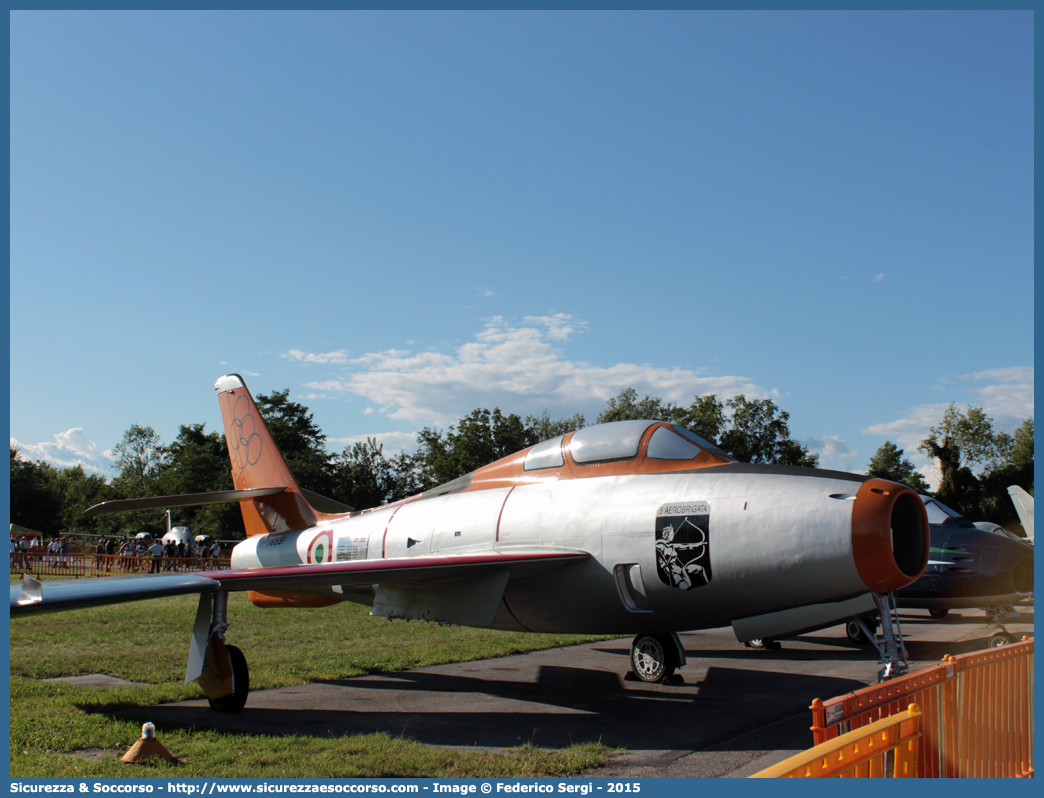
[296,315,770,425]
[874,273,885,282]
[804,435,856,463]
[283,349,351,365]
[11,429,115,475]
[862,402,952,452]
[958,367,1034,422]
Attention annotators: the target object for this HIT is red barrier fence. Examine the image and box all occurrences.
[811,638,1034,778]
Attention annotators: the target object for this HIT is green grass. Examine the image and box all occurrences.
[10,589,619,778]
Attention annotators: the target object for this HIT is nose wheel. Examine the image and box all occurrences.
[629,633,684,683]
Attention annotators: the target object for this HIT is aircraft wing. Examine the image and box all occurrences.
[11,572,222,615]
[10,548,590,617]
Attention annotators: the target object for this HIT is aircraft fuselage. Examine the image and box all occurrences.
[231,466,919,636]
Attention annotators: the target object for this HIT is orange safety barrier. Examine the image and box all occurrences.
[752,704,922,778]
[89,554,232,576]
[10,556,89,578]
[811,638,1034,778]
[10,554,232,578]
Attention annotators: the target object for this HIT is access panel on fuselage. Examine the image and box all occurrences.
[427,487,512,553]
[382,496,449,559]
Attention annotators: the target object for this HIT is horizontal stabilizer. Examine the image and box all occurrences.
[82,487,287,517]
[299,489,354,514]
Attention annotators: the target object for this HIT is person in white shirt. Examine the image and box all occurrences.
[149,539,164,573]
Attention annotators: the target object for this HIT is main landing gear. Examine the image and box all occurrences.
[627,632,686,684]
[984,604,1021,648]
[192,590,251,713]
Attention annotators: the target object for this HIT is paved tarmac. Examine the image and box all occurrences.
[114,607,1033,778]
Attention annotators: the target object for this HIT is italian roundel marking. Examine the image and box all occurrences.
[655,501,712,590]
[307,530,334,564]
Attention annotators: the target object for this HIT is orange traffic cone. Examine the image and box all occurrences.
[121,722,178,763]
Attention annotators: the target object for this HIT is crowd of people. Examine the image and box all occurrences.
[96,536,226,573]
[10,534,59,569]
[10,532,226,573]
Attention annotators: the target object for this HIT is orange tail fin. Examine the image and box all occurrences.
[215,374,318,537]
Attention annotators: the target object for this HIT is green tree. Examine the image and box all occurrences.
[106,424,170,535]
[594,389,818,467]
[109,425,168,497]
[524,410,586,442]
[332,438,402,511]
[415,408,533,489]
[10,447,62,535]
[716,395,819,467]
[596,388,674,424]
[160,423,244,539]
[50,465,118,536]
[917,405,1033,522]
[254,389,336,499]
[1009,418,1034,470]
[977,417,1034,529]
[671,395,728,443]
[920,403,1007,472]
[866,441,930,493]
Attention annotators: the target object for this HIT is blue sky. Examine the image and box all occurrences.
[10,11,1034,489]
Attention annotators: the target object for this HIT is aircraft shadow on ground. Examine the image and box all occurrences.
[595,637,880,663]
[100,663,866,751]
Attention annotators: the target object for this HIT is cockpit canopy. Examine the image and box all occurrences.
[524,420,729,472]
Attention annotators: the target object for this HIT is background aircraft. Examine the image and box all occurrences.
[825,495,1033,651]
[11,374,929,712]
[1008,485,1034,542]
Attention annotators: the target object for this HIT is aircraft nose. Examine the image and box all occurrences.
[988,533,1035,595]
[1011,554,1034,595]
[850,478,930,594]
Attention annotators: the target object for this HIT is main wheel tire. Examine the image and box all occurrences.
[630,634,676,683]
[846,616,876,645]
[928,607,950,619]
[208,644,250,713]
[988,632,1015,648]
[745,638,781,650]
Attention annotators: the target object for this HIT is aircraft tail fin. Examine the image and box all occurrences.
[1008,486,1034,541]
[215,374,325,537]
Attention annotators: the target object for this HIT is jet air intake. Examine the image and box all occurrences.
[1011,556,1034,595]
[851,479,929,594]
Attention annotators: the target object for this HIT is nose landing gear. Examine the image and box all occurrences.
[627,632,686,683]
[985,604,1021,648]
